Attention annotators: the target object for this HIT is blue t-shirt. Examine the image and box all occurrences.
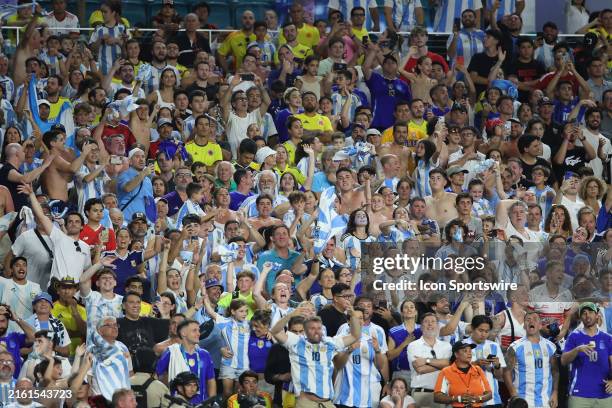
[311,171,333,193]
[229,191,253,211]
[274,107,304,143]
[366,72,411,129]
[162,191,185,217]
[248,333,273,373]
[0,332,26,378]
[117,167,153,222]
[256,248,301,294]
[552,97,582,124]
[563,328,612,399]
[104,250,144,296]
[156,346,216,404]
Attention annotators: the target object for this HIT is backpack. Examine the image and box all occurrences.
[132,376,155,408]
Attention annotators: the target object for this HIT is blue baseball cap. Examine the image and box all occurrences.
[205,278,223,289]
[33,292,53,306]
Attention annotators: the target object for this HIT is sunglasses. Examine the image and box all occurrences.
[74,241,81,252]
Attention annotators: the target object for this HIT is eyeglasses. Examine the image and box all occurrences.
[0,360,14,365]
[352,13,365,17]
[74,241,81,253]
[176,173,192,178]
[337,294,355,299]
[101,323,119,329]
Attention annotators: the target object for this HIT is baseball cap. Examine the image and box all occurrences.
[57,277,78,287]
[128,147,145,159]
[205,278,223,290]
[508,117,522,124]
[157,118,173,129]
[538,97,554,107]
[333,151,350,161]
[38,99,51,107]
[33,292,53,307]
[451,103,467,113]
[352,123,366,131]
[446,166,468,177]
[162,0,174,5]
[452,340,477,354]
[579,301,598,315]
[132,212,147,223]
[366,129,381,137]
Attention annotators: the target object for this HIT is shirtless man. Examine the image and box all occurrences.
[335,167,368,215]
[12,19,43,87]
[0,186,14,217]
[129,102,159,153]
[377,122,414,178]
[41,129,94,203]
[424,167,458,229]
[367,193,388,237]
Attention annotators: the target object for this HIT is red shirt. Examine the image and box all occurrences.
[101,123,137,153]
[80,224,116,251]
[402,51,449,80]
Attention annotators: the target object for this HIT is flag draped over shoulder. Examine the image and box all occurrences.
[314,186,347,254]
[28,75,74,135]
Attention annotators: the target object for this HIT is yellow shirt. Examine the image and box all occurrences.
[279,24,320,49]
[218,30,257,71]
[186,141,223,167]
[49,97,72,120]
[218,291,257,320]
[274,43,312,64]
[140,301,153,317]
[89,12,130,28]
[381,120,428,147]
[294,113,333,133]
[227,392,272,408]
[51,301,87,357]
[282,140,298,166]
[351,26,369,64]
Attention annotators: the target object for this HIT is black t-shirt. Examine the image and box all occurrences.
[117,317,170,370]
[186,83,219,103]
[0,162,26,211]
[318,305,347,337]
[552,145,589,181]
[511,59,546,102]
[521,157,554,186]
[468,52,500,95]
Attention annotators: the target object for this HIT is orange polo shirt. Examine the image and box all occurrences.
[434,363,491,407]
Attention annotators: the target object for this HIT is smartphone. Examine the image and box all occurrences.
[536,31,544,39]
[146,159,155,167]
[377,300,386,309]
[486,354,495,360]
[333,62,348,72]
[453,17,461,32]
[240,73,255,81]
[362,35,369,44]
[110,155,122,165]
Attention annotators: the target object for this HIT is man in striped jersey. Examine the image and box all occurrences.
[271,306,362,408]
[504,311,559,408]
[333,306,386,408]
[465,315,506,407]
[0,351,16,406]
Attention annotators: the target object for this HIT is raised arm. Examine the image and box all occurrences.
[253,262,273,310]
[19,183,53,234]
[157,243,170,294]
[296,259,319,300]
[221,76,241,123]
[339,307,362,347]
[78,255,117,297]
[439,301,469,336]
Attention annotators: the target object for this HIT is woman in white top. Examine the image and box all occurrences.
[296,55,323,101]
[147,67,177,109]
[566,0,590,34]
[380,378,416,408]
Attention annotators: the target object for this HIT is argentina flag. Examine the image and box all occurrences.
[28,74,74,135]
[313,186,347,254]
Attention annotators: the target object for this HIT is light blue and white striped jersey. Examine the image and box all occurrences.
[384,0,423,32]
[39,51,64,76]
[508,336,556,408]
[261,112,279,140]
[89,24,128,75]
[433,0,478,32]
[529,185,555,224]
[472,197,494,217]
[0,75,15,102]
[311,293,332,312]
[465,338,506,405]
[446,29,485,68]
[337,321,387,382]
[19,157,43,174]
[143,64,181,96]
[0,378,16,405]
[331,92,361,123]
[283,331,345,400]
[0,278,40,329]
[438,319,468,345]
[256,40,276,65]
[216,317,250,371]
[183,114,197,139]
[88,328,131,401]
[487,0,517,23]
[328,0,378,30]
[76,164,109,215]
[269,302,295,329]
[414,158,437,198]
[176,199,205,228]
[83,291,123,341]
[340,233,376,270]
[333,335,378,407]
[240,194,289,217]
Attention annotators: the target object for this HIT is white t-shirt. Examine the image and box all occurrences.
[49,226,91,283]
[560,195,585,231]
[407,337,452,389]
[44,11,80,36]
[380,395,416,408]
[11,229,53,288]
[226,110,262,159]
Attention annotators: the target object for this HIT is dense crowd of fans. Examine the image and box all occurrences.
[0,0,610,407]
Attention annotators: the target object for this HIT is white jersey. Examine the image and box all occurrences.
[216,316,250,371]
[283,331,345,400]
[82,290,123,341]
[465,338,507,405]
[89,24,129,75]
[433,0,480,32]
[384,0,423,32]
[269,302,294,329]
[333,335,379,407]
[508,337,556,408]
[337,321,387,383]
[49,226,91,283]
[0,278,40,328]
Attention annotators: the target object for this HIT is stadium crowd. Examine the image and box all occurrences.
[0,0,610,407]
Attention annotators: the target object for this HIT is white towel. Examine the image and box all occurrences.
[168,343,191,382]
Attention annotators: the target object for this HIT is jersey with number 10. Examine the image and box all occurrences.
[334,336,378,407]
[508,337,556,408]
[283,332,344,400]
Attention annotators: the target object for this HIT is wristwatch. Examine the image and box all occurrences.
[426,358,431,365]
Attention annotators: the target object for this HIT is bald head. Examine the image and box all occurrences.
[4,143,23,161]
